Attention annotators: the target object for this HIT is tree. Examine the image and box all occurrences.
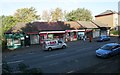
[2,16,18,33]
[65,8,93,21]
[42,10,51,22]
[0,15,18,49]
[51,8,63,21]
[14,7,40,23]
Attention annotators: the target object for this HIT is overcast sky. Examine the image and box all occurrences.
[0,0,119,17]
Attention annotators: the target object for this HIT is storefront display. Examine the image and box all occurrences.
[30,34,39,44]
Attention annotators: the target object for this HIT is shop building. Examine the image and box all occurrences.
[5,21,110,50]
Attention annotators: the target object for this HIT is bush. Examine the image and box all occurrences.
[110,30,120,35]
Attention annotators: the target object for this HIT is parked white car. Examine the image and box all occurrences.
[42,40,67,51]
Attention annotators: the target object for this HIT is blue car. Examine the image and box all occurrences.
[96,35,110,42]
[96,43,120,58]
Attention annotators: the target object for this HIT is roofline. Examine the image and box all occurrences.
[95,13,118,17]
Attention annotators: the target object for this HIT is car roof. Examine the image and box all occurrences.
[105,43,119,46]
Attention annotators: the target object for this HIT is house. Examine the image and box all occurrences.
[95,10,118,30]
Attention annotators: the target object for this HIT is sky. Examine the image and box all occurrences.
[0,0,120,18]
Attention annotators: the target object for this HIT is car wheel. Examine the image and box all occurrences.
[62,45,66,49]
[48,47,52,51]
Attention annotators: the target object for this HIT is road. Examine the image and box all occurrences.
[2,36,120,73]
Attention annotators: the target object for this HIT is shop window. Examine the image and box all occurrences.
[30,35,39,44]
[14,38,21,45]
[7,39,13,46]
[48,34,53,39]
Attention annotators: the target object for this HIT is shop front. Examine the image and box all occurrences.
[27,32,39,45]
[65,30,86,41]
[5,33,25,50]
[39,31,66,44]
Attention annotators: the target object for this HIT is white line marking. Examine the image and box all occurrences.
[7,60,24,64]
[67,70,74,73]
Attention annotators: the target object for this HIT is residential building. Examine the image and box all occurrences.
[95,10,118,30]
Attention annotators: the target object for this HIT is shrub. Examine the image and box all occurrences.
[110,30,120,35]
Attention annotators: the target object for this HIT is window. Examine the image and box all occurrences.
[58,40,62,43]
[7,39,13,46]
[14,38,21,45]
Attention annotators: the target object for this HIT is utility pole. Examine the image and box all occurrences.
[118,1,120,44]
[118,1,120,43]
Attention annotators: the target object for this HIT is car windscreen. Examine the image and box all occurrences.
[100,45,115,50]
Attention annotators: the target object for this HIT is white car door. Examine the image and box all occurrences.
[57,41,63,48]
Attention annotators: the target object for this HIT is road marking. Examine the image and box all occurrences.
[7,60,24,64]
[0,60,24,65]
[67,70,74,73]
[44,52,66,58]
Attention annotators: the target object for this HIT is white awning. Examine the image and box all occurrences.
[39,31,65,34]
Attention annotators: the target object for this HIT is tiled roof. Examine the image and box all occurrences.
[91,20,110,28]
[6,21,109,33]
[6,21,71,33]
[95,10,118,17]
[6,22,27,33]
[64,21,83,29]
[77,21,98,29]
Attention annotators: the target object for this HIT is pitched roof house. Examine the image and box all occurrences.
[95,10,118,29]
[91,20,110,28]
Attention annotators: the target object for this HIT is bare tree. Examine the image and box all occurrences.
[42,10,51,22]
[51,8,63,21]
